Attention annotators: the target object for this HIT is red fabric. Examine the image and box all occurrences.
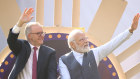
[32,47,38,79]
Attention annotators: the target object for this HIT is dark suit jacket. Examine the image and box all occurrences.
[7,29,57,79]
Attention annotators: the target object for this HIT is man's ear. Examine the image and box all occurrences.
[70,42,76,50]
[27,34,31,39]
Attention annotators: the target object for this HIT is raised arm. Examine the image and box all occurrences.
[129,13,140,33]
[17,8,34,27]
[93,13,140,62]
[7,8,34,56]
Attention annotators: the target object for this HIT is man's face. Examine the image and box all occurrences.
[72,32,90,53]
[28,25,45,47]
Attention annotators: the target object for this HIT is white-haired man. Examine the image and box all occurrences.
[7,8,57,79]
[59,14,140,79]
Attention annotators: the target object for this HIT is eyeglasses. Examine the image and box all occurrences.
[30,32,46,36]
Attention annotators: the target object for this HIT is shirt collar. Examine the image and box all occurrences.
[29,43,40,50]
[72,50,84,57]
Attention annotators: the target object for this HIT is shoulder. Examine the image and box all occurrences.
[62,52,71,57]
[40,45,56,54]
[41,45,55,51]
[60,52,73,65]
[61,52,72,60]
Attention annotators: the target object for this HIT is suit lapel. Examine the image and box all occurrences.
[37,45,46,77]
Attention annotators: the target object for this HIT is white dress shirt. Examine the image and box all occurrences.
[11,25,40,79]
[59,29,132,79]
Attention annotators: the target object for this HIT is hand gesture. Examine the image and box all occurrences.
[129,13,140,33]
[17,8,34,27]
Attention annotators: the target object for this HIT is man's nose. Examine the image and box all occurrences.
[84,38,88,43]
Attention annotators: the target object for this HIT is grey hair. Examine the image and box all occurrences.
[68,29,83,50]
[25,22,42,39]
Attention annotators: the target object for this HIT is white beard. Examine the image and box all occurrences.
[75,43,90,53]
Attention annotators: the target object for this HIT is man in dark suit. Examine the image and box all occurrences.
[7,8,57,79]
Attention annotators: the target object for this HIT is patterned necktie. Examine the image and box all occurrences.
[32,47,38,79]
